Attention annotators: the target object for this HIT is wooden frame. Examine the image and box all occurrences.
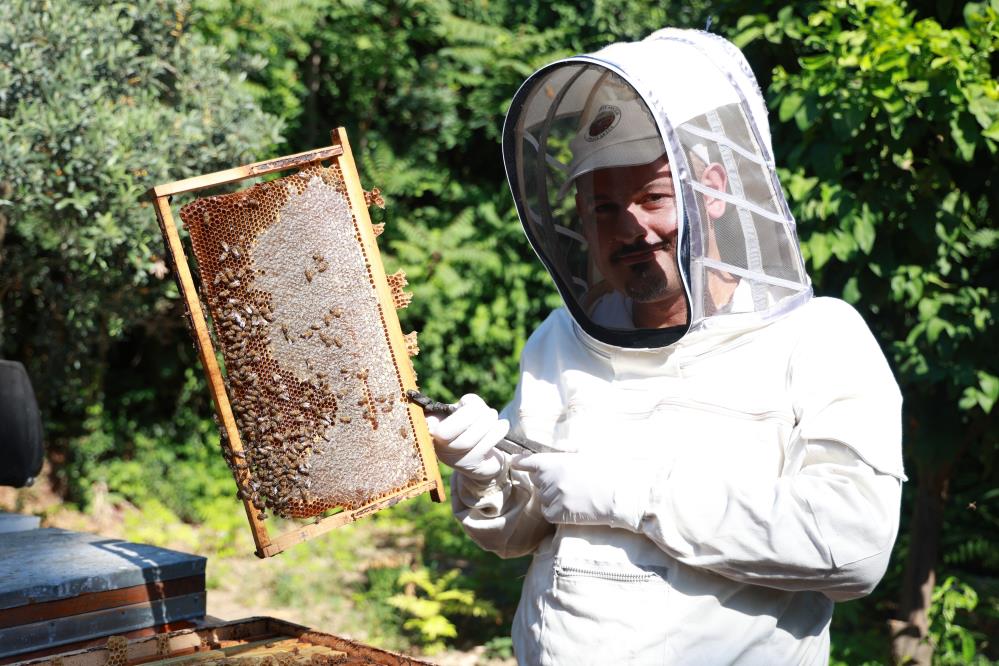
[148,128,445,558]
[15,616,435,666]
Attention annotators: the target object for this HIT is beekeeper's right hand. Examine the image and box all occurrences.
[425,394,509,482]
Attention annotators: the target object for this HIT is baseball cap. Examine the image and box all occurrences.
[556,73,664,200]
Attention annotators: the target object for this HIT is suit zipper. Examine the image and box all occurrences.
[554,563,658,583]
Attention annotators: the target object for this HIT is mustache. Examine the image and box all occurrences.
[611,240,672,262]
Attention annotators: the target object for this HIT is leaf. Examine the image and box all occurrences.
[778,91,805,122]
[807,233,832,270]
[842,276,861,304]
[799,53,834,70]
[949,114,978,161]
[976,372,998,413]
[787,172,818,200]
[852,206,876,254]
[410,615,457,641]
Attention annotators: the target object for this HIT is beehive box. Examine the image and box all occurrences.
[14,617,434,666]
[0,528,205,660]
[149,129,445,557]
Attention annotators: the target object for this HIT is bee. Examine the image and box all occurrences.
[304,268,314,283]
[281,324,291,342]
[400,426,408,438]
[300,329,314,340]
[333,336,343,348]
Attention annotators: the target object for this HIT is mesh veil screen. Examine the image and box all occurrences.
[178,163,426,519]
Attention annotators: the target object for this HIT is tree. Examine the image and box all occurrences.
[734,1,998,662]
[0,0,281,498]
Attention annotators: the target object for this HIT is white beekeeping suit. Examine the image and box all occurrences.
[429,28,905,665]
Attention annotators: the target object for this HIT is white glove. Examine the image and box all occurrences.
[512,453,659,531]
[426,394,510,482]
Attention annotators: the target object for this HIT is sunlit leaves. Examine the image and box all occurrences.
[744,0,997,440]
[0,0,281,419]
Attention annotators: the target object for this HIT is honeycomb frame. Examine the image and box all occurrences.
[148,128,446,558]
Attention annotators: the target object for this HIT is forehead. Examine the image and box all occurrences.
[579,157,673,196]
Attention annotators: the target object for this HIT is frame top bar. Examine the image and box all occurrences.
[147,142,344,200]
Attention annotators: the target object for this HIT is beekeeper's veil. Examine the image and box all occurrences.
[502,29,811,348]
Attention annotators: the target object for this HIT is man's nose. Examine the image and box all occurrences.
[616,204,660,242]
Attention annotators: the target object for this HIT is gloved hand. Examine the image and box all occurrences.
[426,394,510,482]
[512,453,659,531]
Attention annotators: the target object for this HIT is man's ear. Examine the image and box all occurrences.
[700,163,728,220]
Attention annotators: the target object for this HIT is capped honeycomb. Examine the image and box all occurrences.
[178,163,426,519]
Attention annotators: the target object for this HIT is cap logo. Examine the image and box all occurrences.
[585,105,621,142]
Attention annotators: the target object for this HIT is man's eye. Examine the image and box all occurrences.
[645,193,674,206]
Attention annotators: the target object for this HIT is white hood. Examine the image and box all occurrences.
[502,29,812,349]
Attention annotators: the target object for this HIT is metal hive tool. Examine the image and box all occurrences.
[149,129,445,558]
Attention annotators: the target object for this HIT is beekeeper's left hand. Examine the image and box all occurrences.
[512,453,661,531]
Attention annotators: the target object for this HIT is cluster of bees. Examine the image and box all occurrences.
[205,239,347,520]
[279,302,344,350]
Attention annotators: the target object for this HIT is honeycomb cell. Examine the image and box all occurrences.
[104,636,128,666]
[179,164,427,519]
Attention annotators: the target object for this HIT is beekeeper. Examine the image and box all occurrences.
[428,28,904,665]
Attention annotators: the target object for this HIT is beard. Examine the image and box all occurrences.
[623,259,673,303]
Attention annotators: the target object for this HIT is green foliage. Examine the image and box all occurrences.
[0,0,281,500]
[752,0,998,447]
[64,364,238,518]
[387,565,499,655]
[928,576,989,665]
[4,0,997,660]
[735,1,998,659]
[483,635,515,660]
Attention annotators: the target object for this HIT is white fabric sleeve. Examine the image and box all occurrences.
[639,300,904,599]
[451,462,555,559]
[449,315,563,558]
[641,440,901,599]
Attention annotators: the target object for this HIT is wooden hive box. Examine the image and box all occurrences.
[0,528,206,660]
[15,617,434,666]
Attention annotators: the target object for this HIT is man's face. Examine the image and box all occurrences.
[575,156,684,315]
